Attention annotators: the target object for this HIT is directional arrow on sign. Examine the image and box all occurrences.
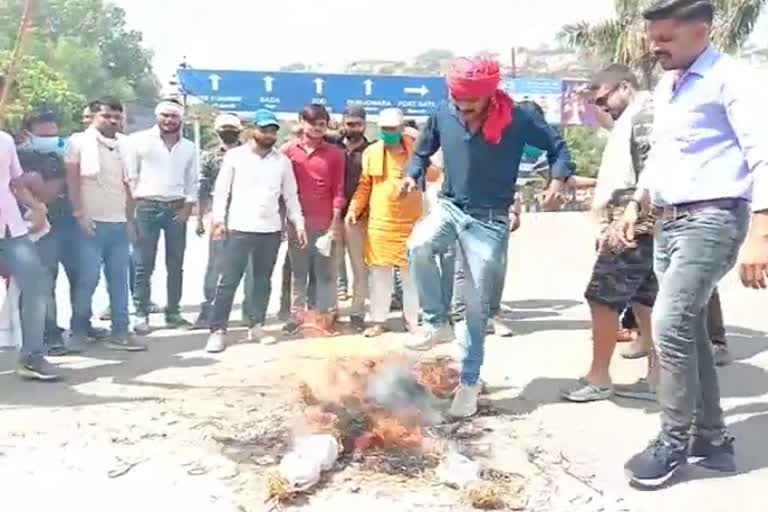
[263,75,274,93]
[314,78,325,95]
[404,85,429,97]
[209,74,222,92]
[363,79,374,96]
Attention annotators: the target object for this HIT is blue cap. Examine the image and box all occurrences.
[254,109,279,128]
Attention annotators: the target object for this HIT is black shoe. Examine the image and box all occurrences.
[282,319,300,334]
[689,435,736,472]
[390,299,403,311]
[350,315,366,332]
[16,357,60,381]
[165,312,191,328]
[87,326,110,340]
[625,436,687,488]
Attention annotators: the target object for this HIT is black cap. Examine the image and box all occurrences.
[643,0,714,21]
[343,105,367,120]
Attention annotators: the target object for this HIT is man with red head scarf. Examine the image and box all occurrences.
[402,56,574,418]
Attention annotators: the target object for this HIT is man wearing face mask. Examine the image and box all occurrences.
[205,109,305,353]
[127,100,198,333]
[346,108,424,336]
[618,0,768,487]
[193,113,252,328]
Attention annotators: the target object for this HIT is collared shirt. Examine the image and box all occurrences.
[212,145,304,233]
[126,127,198,203]
[406,102,575,210]
[0,132,27,238]
[198,143,239,203]
[639,46,768,212]
[336,137,371,213]
[283,140,346,231]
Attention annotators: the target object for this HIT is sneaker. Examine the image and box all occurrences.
[133,316,151,335]
[99,307,111,321]
[103,334,148,352]
[350,315,366,332]
[16,356,60,381]
[246,325,277,345]
[621,338,650,359]
[165,312,191,328]
[405,324,454,351]
[87,326,110,340]
[449,383,482,418]
[488,317,514,337]
[206,331,226,353]
[689,435,736,472]
[66,332,89,354]
[561,382,613,402]
[713,343,733,367]
[614,378,657,401]
[625,436,687,488]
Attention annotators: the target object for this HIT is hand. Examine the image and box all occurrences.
[329,218,343,242]
[295,226,308,249]
[345,211,358,225]
[738,232,768,289]
[174,203,193,223]
[28,205,48,234]
[616,203,639,249]
[211,222,227,241]
[127,220,137,245]
[195,218,206,237]
[399,177,417,198]
[509,211,521,232]
[76,212,96,237]
[541,179,565,212]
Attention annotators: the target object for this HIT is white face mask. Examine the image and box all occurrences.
[29,135,65,155]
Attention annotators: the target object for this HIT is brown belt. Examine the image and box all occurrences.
[653,198,747,221]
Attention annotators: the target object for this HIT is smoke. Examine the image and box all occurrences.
[366,362,444,426]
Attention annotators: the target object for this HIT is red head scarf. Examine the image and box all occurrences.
[447,57,514,144]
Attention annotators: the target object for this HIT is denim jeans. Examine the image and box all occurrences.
[210,231,281,331]
[452,237,507,321]
[289,229,336,314]
[707,287,726,344]
[408,199,509,385]
[133,200,187,316]
[200,237,254,323]
[0,234,47,361]
[653,203,749,448]
[395,250,454,313]
[72,222,131,335]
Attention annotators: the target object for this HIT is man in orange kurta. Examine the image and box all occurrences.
[346,109,423,337]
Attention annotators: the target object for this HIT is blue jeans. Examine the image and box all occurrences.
[133,200,187,316]
[408,200,509,385]
[653,203,749,448]
[452,236,507,321]
[0,234,47,361]
[72,222,131,335]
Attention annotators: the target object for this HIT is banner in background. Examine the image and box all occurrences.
[561,79,599,127]
[503,78,563,126]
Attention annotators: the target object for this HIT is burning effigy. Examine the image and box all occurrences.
[265,355,527,510]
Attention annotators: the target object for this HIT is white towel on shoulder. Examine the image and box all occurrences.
[78,127,130,178]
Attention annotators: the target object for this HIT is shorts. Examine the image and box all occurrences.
[584,235,657,311]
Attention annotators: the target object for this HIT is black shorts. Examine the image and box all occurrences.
[584,235,657,311]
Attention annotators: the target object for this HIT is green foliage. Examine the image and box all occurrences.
[0,0,159,128]
[563,126,607,178]
[0,52,85,133]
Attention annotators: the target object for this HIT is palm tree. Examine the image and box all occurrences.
[558,0,768,87]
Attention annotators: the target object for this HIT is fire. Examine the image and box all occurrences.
[297,355,459,457]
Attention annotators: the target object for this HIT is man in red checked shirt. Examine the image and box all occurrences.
[283,104,346,335]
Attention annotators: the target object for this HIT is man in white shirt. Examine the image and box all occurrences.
[205,109,306,353]
[126,100,197,333]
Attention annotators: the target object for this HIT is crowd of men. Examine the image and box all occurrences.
[0,0,766,490]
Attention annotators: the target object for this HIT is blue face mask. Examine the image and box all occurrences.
[29,135,65,155]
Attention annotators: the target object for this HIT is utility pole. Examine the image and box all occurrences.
[510,47,518,78]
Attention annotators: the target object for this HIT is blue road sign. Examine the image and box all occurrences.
[177,69,449,117]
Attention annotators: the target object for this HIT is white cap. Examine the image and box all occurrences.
[214,113,242,131]
[378,108,404,128]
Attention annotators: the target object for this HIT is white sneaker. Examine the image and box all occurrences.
[405,324,454,351]
[247,325,277,345]
[449,383,482,418]
[205,331,226,353]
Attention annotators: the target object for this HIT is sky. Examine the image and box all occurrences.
[113,0,617,86]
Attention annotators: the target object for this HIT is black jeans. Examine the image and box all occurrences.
[201,237,255,322]
[210,231,281,331]
[133,200,187,316]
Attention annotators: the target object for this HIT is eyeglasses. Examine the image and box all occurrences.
[593,83,621,108]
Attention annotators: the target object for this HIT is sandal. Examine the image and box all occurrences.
[364,324,388,338]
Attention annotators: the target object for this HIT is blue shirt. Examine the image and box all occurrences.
[406,102,574,210]
[639,46,768,212]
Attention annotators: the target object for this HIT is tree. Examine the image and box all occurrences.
[563,126,608,178]
[558,0,768,87]
[0,52,85,132]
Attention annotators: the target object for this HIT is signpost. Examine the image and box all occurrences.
[177,69,448,117]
